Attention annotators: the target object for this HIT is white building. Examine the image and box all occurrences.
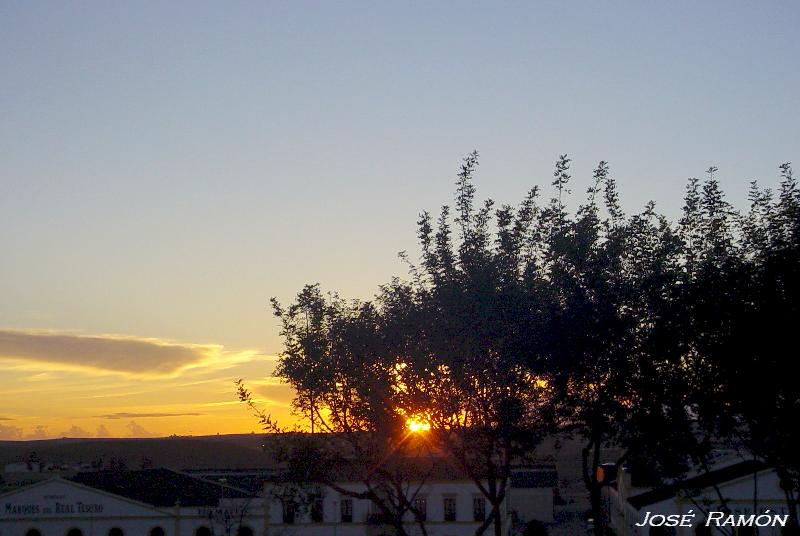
[604,459,791,536]
[1,466,556,536]
[260,466,556,536]
[0,469,261,536]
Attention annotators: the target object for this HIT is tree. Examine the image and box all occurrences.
[742,164,800,530]
[26,451,42,471]
[241,152,800,536]
[663,163,800,532]
[383,151,555,536]
[536,159,693,536]
[699,163,800,531]
[240,285,434,536]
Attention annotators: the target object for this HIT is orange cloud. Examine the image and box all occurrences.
[0,329,290,438]
[0,329,223,376]
[96,412,203,419]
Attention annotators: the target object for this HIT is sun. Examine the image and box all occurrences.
[406,418,431,433]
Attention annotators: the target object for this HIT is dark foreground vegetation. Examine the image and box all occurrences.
[240,153,799,536]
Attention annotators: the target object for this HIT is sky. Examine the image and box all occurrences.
[1,1,798,439]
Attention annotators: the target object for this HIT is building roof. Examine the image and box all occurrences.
[188,463,558,491]
[69,468,254,507]
[185,469,275,494]
[627,460,769,509]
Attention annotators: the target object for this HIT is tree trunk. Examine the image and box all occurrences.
[582,437,606,536]
[492,505,502,536]
[473,512,493,536]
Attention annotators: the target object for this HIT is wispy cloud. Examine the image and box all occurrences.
[197,400,244,407]
[0,329,226,376]
[0,330,286,437]
[201,397,287,407]
[97,412,203,419]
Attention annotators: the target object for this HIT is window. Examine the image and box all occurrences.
[340,498,353,523]
[443,496,456,522]
[108,529,123,536]
[310,496,324,523]
[412,495,427,522]
[67,529,83,536]
[195,528,211,536]
[149,528,165,536]
[26,529,42,536]
[236,527,253,536]
[472,496,486,522]
[282,501,296,524]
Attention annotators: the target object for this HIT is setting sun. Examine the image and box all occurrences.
[406,418,431,433]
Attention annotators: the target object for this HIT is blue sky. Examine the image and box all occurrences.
[0,1,797,436]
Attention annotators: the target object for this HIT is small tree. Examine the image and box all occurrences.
[240,286,433,536]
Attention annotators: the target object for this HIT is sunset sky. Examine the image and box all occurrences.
[1,1,798,439]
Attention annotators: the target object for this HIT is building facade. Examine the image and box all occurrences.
[604,459,791,536]
[1,466,556,536]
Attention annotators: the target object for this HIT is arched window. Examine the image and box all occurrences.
[236,527,253,536]
[25,529,42,536]
[195,527,211,536]
[108,528,123,536]
[66,529,83,536]
[150,527,165,536]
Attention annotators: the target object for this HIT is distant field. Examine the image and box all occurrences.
[0,434,273,470]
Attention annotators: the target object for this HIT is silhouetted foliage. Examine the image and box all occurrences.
[239,289,434,536]
[382,151,554,536]
[242,154,799,535]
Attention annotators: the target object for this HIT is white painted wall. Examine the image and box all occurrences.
[605,467,790,536]
[2,476,555,536]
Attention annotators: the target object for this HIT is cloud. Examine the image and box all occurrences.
[26,425,49,440]
[96,425,112,438]
[97,412,202,420]
[0,416,13,420]
[58,425,92,438]
[0,329,224,376]
[126,421,152,437]
[0,424,23,440]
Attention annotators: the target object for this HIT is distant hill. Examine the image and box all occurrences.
[0,434,274,470]
[0,433,617,509]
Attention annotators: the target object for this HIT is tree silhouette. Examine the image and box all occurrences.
[242,154,800,536]
[382,151,554,536]
[241,287,434,536]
